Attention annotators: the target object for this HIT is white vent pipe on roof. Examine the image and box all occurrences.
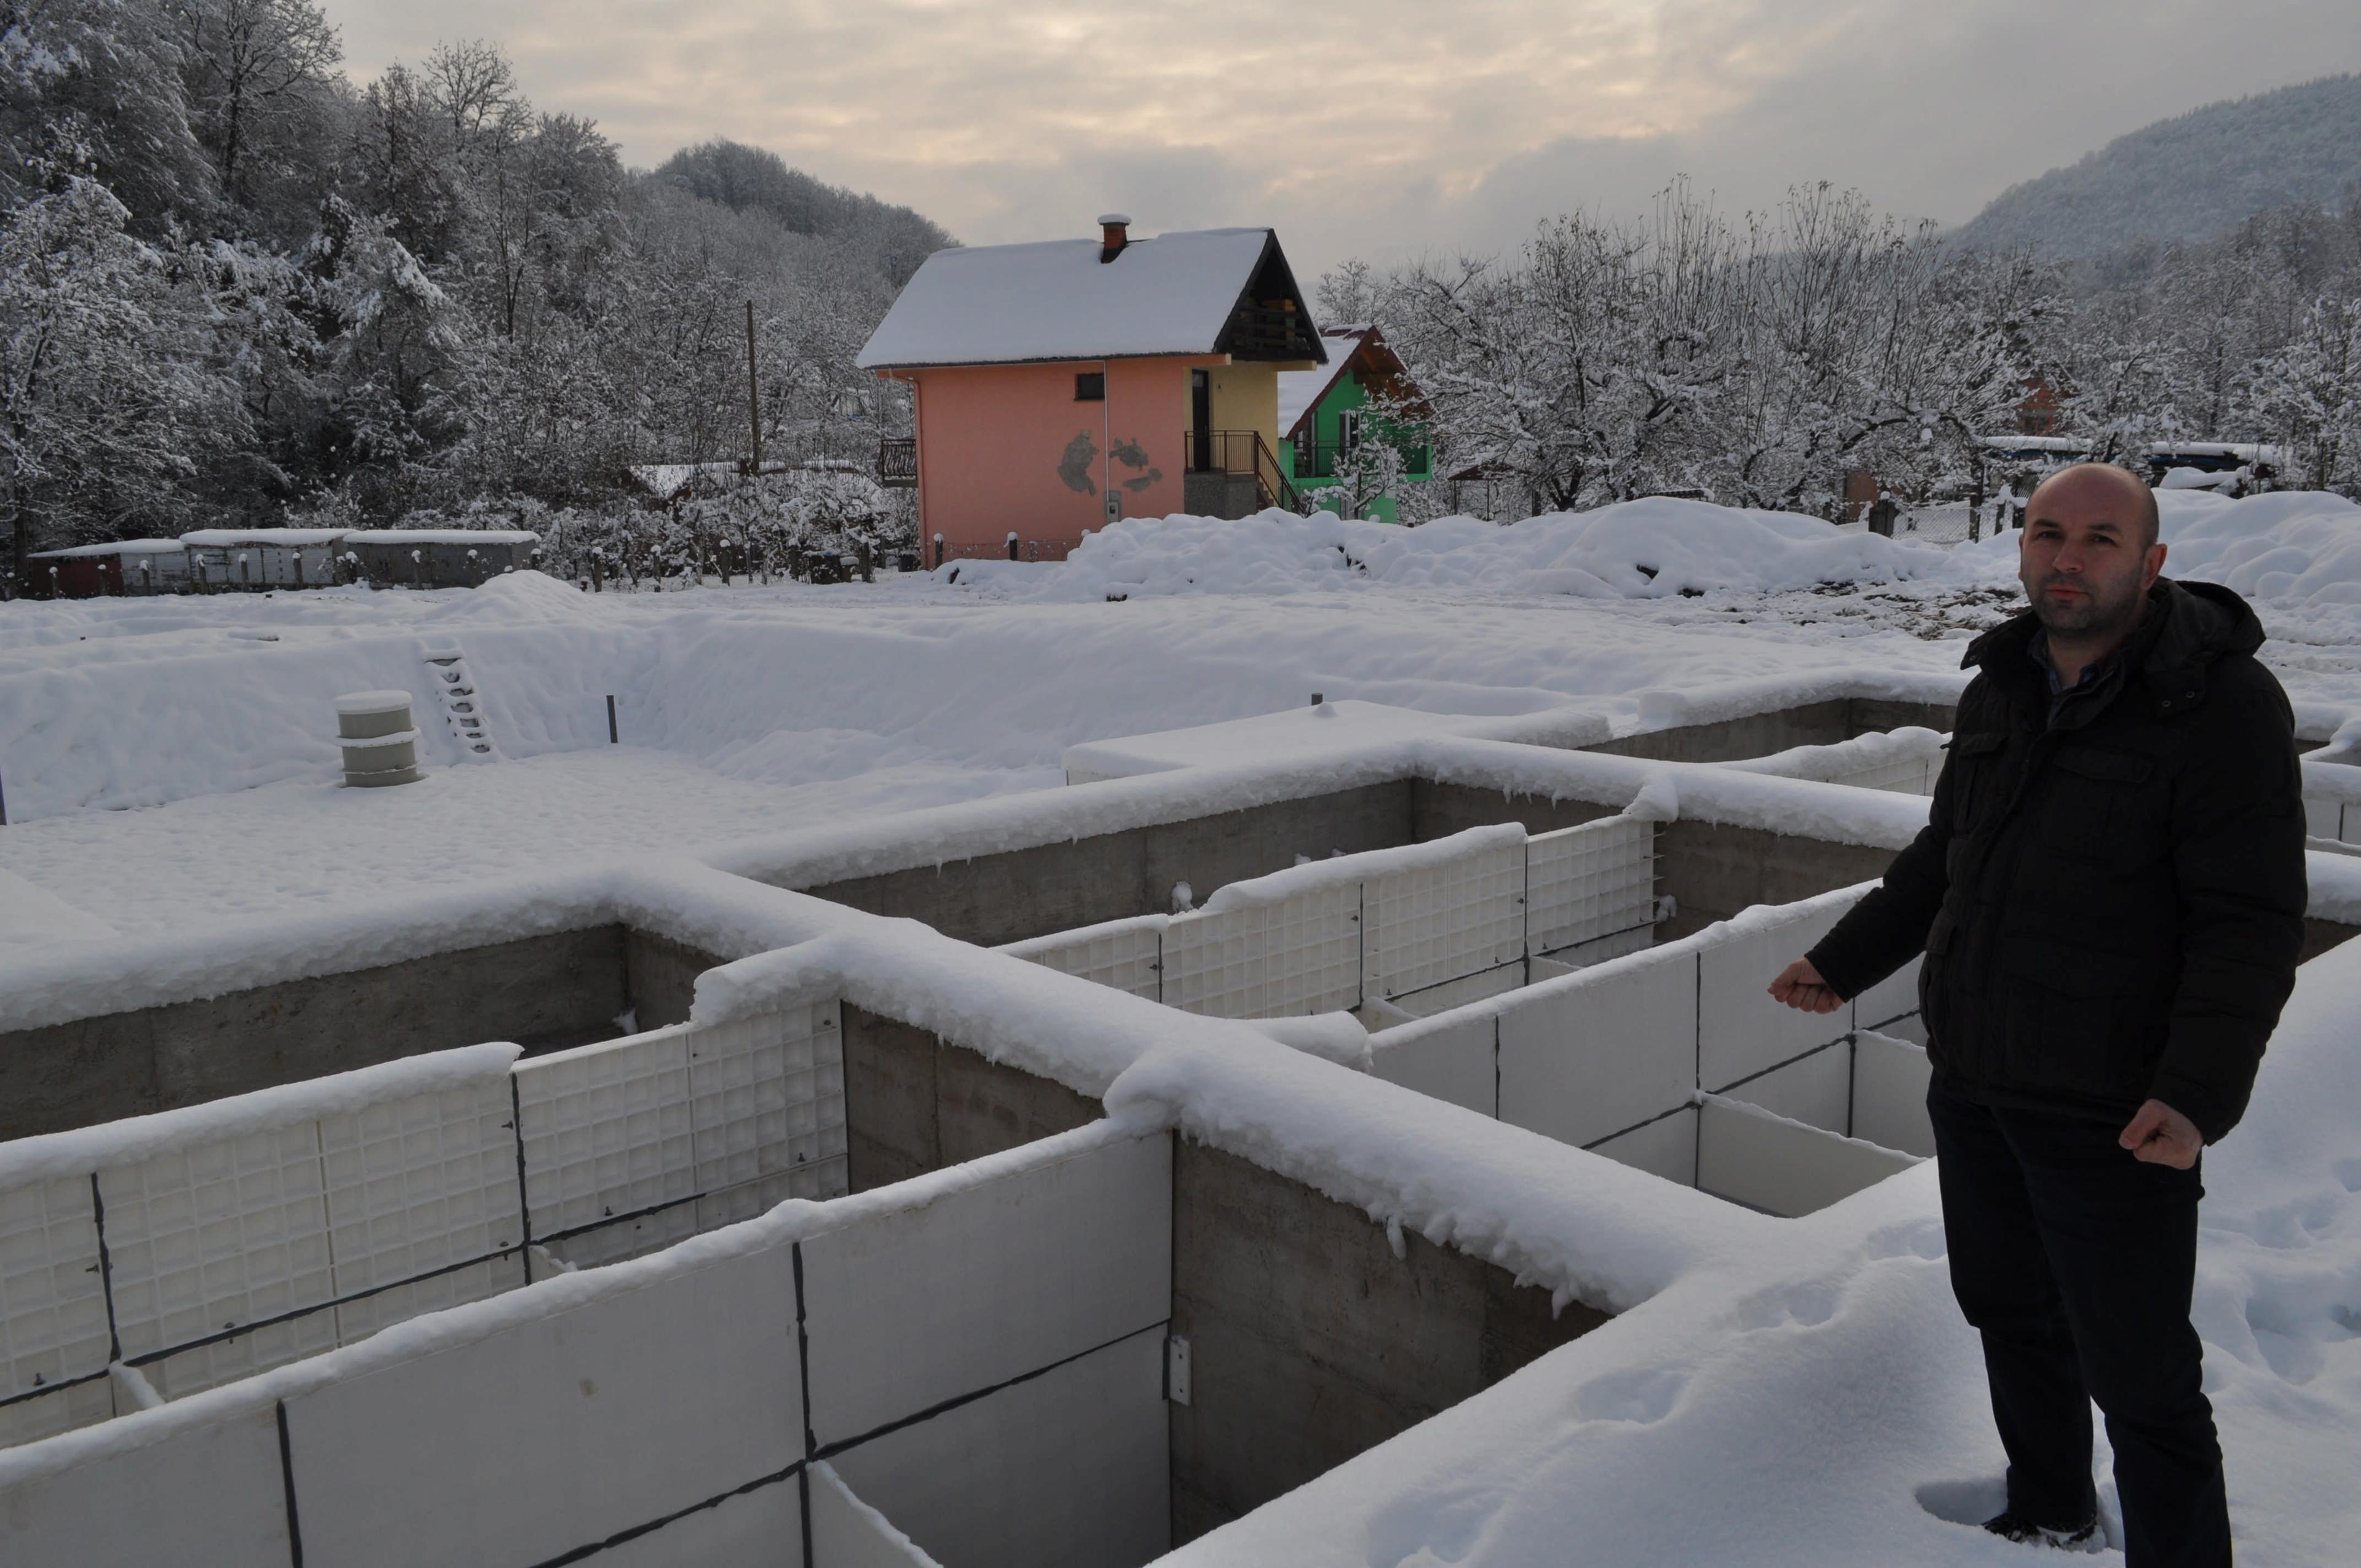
[336,690,421,787]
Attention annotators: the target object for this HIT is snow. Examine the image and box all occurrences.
[331,689,413,715]
[25,539,184,559]
[176,527,350,547]
[1200,823,1527,913]
[344,528,539,547]
[1062,699,1613,783]
[856,228,1309,369]
[0,1042,518,1186]
[1275,328,1365,437]
[2157,489,2361,614]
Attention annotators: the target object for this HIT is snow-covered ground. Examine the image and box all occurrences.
[5,491,2359,942]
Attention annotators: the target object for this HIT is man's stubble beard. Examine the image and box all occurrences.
[2027,571,2144,641]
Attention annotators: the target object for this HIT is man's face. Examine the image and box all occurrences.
[2018,474,2166,640]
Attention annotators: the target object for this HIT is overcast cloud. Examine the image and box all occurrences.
[323,0,2361,275]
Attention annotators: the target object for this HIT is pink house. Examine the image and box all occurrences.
[856,217,1327,564]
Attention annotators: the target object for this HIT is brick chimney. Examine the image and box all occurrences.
[1099,213,1131,263]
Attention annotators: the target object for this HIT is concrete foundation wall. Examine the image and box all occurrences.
[1848,697,1957,735]
[803,783,1416,948]
[1656,820,1896,938]
[0,925,735,1142]
[1409,779,1624,841]
[839,1005,1104,1191]
[1584,697,1956,766]
[1168,1141,1607,1543]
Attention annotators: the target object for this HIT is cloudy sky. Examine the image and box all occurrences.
[323,0,2361,275]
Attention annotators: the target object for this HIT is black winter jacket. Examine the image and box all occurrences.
[1806,579,2307,1143]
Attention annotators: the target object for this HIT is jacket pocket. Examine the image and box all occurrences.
[2038,746,2162,867]
[1946,731,2008,833]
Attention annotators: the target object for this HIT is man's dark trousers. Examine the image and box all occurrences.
[1928,1078,2231,1567]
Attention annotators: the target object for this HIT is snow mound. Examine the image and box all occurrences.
[2158,490,2361,608]
[960,500,1967,603]
[419,569,603,625]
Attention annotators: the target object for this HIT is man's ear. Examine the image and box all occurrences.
[2143,540,2168,590]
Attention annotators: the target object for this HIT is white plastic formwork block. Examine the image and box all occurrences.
[1695,1096,1919,1218]
[697,1157,852,1233]
[1722,1040,1851,1135]
[1383,963,1524,1020]
[540,1202,703,1272]
[1369,1012,1496,1117]
[1526,816,1656,957]
[96,1123,334,1366]
[1540,924,1656,970]
[317,1077,523,1299]
[1003,918,1165,1002]
[1163,886,1361,1019]
[1498,955,1698,1150]
[688,1005,849,1203]
[0,1374,116,1451]
[596,1479,804,1568]
[0,1176,111,1409]
[828,1329,1168,1568]
[1588,1107,1699,1186]
[800,1132,1171,1448]
[1696,895,1864,1094]
[0,1404,292,1567]
[283,1240,801,1568]
[1851,1032,1936,1158]
[811,1463,943,1567]
[330,1256,516,1347]
[1854,953,1923,1034]
[514,1026,696,1243]
[146,1308,338,1401]
[1364,835,1526,1000]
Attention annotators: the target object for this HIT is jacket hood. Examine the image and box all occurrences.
[1963,577,2264,683]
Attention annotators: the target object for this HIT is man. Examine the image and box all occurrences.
[1768,463,2306,1566]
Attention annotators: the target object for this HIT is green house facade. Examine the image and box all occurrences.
[1275,326,1432,523]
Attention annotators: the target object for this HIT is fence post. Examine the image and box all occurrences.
[607,695,619,745]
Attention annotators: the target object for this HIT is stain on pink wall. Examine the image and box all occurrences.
[911,358,1206,560]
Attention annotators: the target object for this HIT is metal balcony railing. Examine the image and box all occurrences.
[1184,429,1303,512]
[1292,438,1433,481]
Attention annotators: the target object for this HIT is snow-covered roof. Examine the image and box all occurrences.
[26,539,187,559]
[856,228,1324,370]
[341,530,540,547]
[180,528,350,547]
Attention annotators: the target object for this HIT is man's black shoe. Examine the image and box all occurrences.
[1981,1510,2100,1550]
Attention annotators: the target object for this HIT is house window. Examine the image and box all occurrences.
[1075,372,1105,402]
[1340,410,1364,451]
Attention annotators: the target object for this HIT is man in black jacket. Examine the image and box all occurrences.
[1769,463,2306,1566]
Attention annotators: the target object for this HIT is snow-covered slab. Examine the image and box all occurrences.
[341,529,539,547]
[1062,698,1613,783]
[24,539,186,559]
[177,528,350,547]
[856,227,1295,369]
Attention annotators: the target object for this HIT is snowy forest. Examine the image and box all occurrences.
[4,2,2358,590]
[1331,180,2361,520]
[1,0,946,587]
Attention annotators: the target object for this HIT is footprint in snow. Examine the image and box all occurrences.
[1573,1367,1687,1424]
[1731,1278,1843,1332]
[1862,1218,1947,1263]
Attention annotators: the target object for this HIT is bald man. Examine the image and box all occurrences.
[1771,464,2306,1565]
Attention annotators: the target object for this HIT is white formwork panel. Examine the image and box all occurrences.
[1830,754,1936,793]
[1002,917,1166,1002]
[696,1156,852,1232]
[0,1375,115,1451]
[515,1026,696,1241]
[1853,953,1923,1034]
[284,1241,802,1568]
[1383,962,1524,1020]
[688,1005,849,1203]
[1721,1040,1851,1135]
[828,1329,1168,1568]
[317,1077,523,1299]
[1525,817,1656,956]
[331,1256,519,1347]
[96,1123,334,1365]
[1695,896,1864,1094]
[0,1176,112,1411]
[810,1463,943,1567]
[1851,1032,1936,1158]
[800,1132,1171,1448]
[1498,955,1698,1150]
[595,1479,804,1568]
[0,1404,293,1567]
[1364,835,1527,1000]
[1163,887,1362,1019]
[1368,1012,1496,1117]
[539,1203,703,1272]
[147,1308,339,1400]
[1538,924,1656,970]
[1695,1097,1920,1218]
[1588,1106,1699,1186]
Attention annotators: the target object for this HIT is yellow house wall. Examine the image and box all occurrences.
[1203,363,1281,452]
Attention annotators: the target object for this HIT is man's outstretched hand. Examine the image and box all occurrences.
[2119,1099,2203,1169]
[1768,957,1846,1015]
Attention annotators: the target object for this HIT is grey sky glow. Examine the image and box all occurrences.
[322,0,2361,277]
